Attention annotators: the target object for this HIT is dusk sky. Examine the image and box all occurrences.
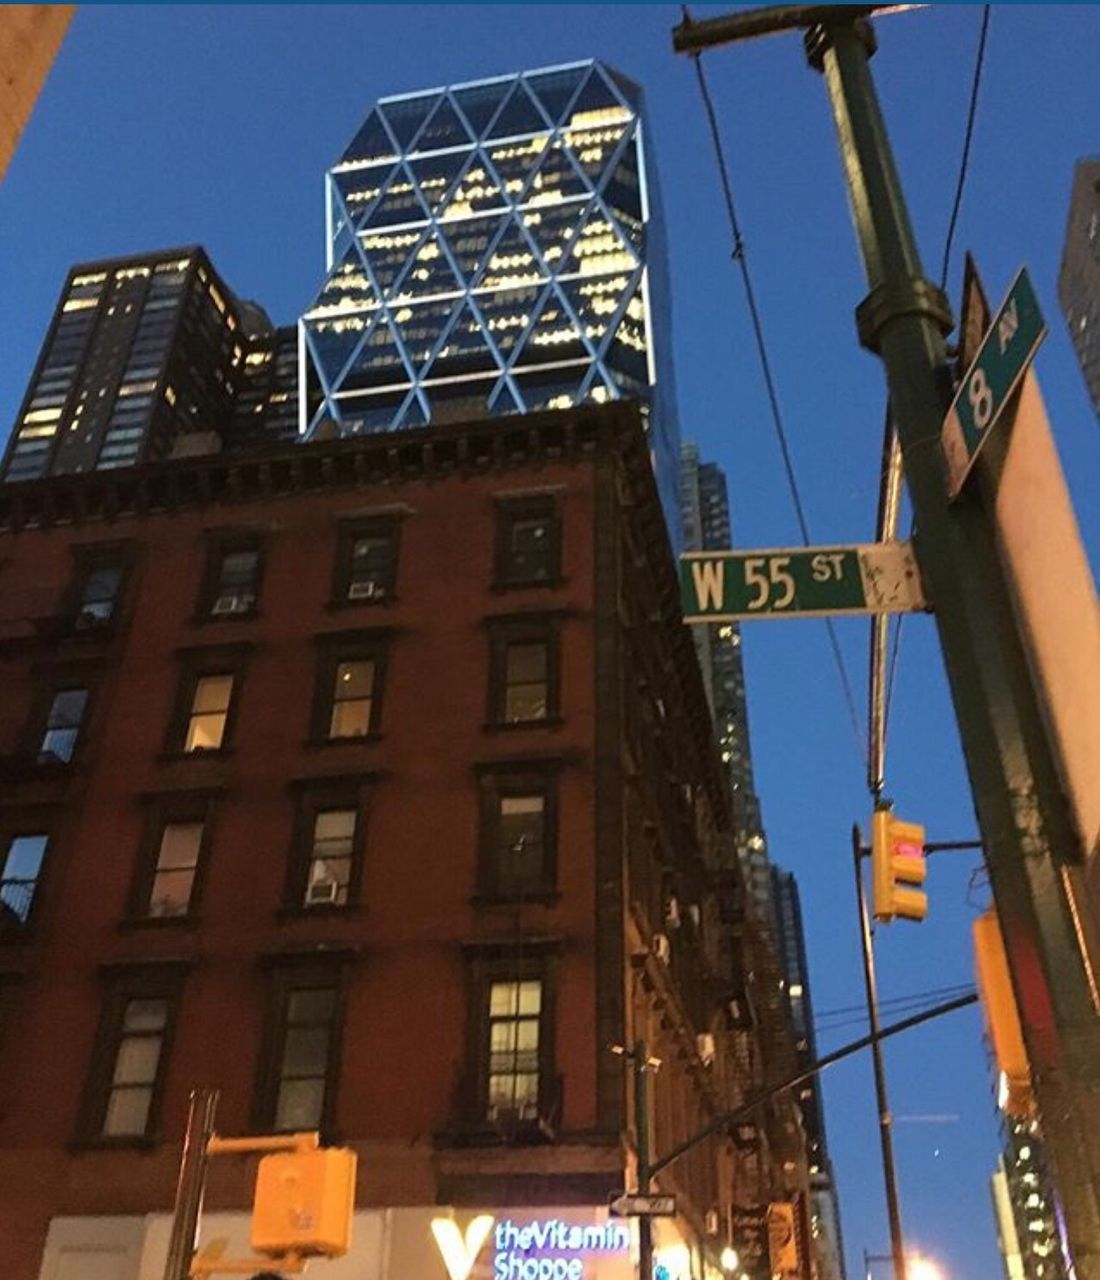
[3,7,1099,1280]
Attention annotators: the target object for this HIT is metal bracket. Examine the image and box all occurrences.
[856,278,954,354]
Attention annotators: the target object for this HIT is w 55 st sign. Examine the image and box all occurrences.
[681,543,927,622]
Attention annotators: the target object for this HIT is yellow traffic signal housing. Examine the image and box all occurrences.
[871,809,927,923]
[974,909,1034,1117]
[251,1146,357,1259]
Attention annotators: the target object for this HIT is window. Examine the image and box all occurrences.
[334,517,399,604]
[147,822,204,918]
[101,997,169,1137]
[488,618,560,727]
[256,963,349,1134]
[329,661,375,738]
[38,687,89,763]
[495,495,561,588]
[477,763,560,900]
[312,635,388,743]
[0,833,48,926]
[206,544,262,617]
[304,810,356,907]
[79,966,184,1144]
[68,549,127,627]
[183,673,235,752]
[487,979,543,1121]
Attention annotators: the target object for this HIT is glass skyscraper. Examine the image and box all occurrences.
[301,60,681,533]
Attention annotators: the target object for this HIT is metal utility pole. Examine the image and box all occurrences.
[164,1088,219,1280]
[633,1040,655,1280]
[852,827,906,1280]
[672,7,1100,1276]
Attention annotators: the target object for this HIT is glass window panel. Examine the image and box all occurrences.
[80,565,122,620]
[491,82,547,139]
[112,1036,162,1086]
[506,642,546,683]
[379,95,435,149]
[517,980,542,1014]
[156,823,203,872]
[123,998,168,1032]
[335,658,373,698]
[329,700,371,739]
[282,1026,331,1077]
[348,534,394,598]
[287,987,336,1024]
[525,67,587,127]
[490,1022,518,1053]
[102,1085,153,1136]
[148,868,195,918]
[2,834,48,882]
[275,1078,325,1131]
[412,96,472,154]
[439,215,507,286]
[185,711,228,753]
[192,675,233,715]
[489,980,519,1017]
[314,809,356,846]
[453,82,510,138]
[341,109,398,167]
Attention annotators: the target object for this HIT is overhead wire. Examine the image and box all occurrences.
[684,15,867,771]
[869,4,992,798]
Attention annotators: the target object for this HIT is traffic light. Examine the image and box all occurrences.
[251,1145,357,1259]
[871,808,927,923]
[973,908,1034,1117]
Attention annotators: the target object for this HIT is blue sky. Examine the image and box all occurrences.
[3,7,1099,1280]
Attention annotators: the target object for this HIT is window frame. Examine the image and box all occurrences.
[486,615,561,729]
[310,632,390,746]
[0,820,54,936]
[282,776,374,915]
[34,682,92,766]
[331,516,401,608]
[125,791,220,926]
[461,943,559,1134]
[64,541,134,632]
[166,646,251,757]
[196,529,266,622]
[253,956,352,1138]
[76,963,187,1147]
[493,494,562,590]
[475,759,562,903]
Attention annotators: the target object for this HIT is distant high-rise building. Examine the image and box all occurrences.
[1,247,295,482]
[1057,158,1100,419]
[771,868,846,1280]
[680,442,771,919]
[301,60,682,535]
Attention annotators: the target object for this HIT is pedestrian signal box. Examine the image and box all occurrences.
[251,1146,357,1258]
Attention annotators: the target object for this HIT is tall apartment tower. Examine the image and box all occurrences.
[990,1117,1070,1280]
[679,442,771,921]
[2,247,298,483]
[772,869,846,1280]
[1057,158,1100,419]
[301,60,682,535]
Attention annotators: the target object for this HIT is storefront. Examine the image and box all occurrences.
[38,1204,703,1280]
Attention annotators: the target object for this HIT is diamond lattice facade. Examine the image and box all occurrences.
[301,60,681,533]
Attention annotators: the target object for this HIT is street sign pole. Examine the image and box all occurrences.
[671,9,1100,1277]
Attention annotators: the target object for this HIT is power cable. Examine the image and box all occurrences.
[685,19,867,770]
[813,982,974,1024]
[870,4,992,792]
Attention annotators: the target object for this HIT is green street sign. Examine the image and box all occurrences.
[942,267,1046,499]
[680,542,927,621]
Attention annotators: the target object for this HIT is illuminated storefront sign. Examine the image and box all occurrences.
[430,1214,632,1280]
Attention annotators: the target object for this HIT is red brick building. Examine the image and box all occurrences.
[0,404,806,1280]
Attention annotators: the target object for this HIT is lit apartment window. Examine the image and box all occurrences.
[304,810,356,908]
[183,674,235,752]
[147,822,204,918]
[487,979,542,1122]
[329,661,375,738]
[0,833,48,925]
[503,641,548,722]
[38,687,89,763]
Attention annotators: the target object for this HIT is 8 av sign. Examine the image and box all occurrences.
[942,267,1047,499]
[681,542,926,622]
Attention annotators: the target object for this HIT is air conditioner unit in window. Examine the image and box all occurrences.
[652,933,671,965]
[696,1032,716,1066]
[347,579,383,600]
[212,593,252,615]
[306,879,341,905]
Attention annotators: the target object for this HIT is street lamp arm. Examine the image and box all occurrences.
[647,991,976,1179]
